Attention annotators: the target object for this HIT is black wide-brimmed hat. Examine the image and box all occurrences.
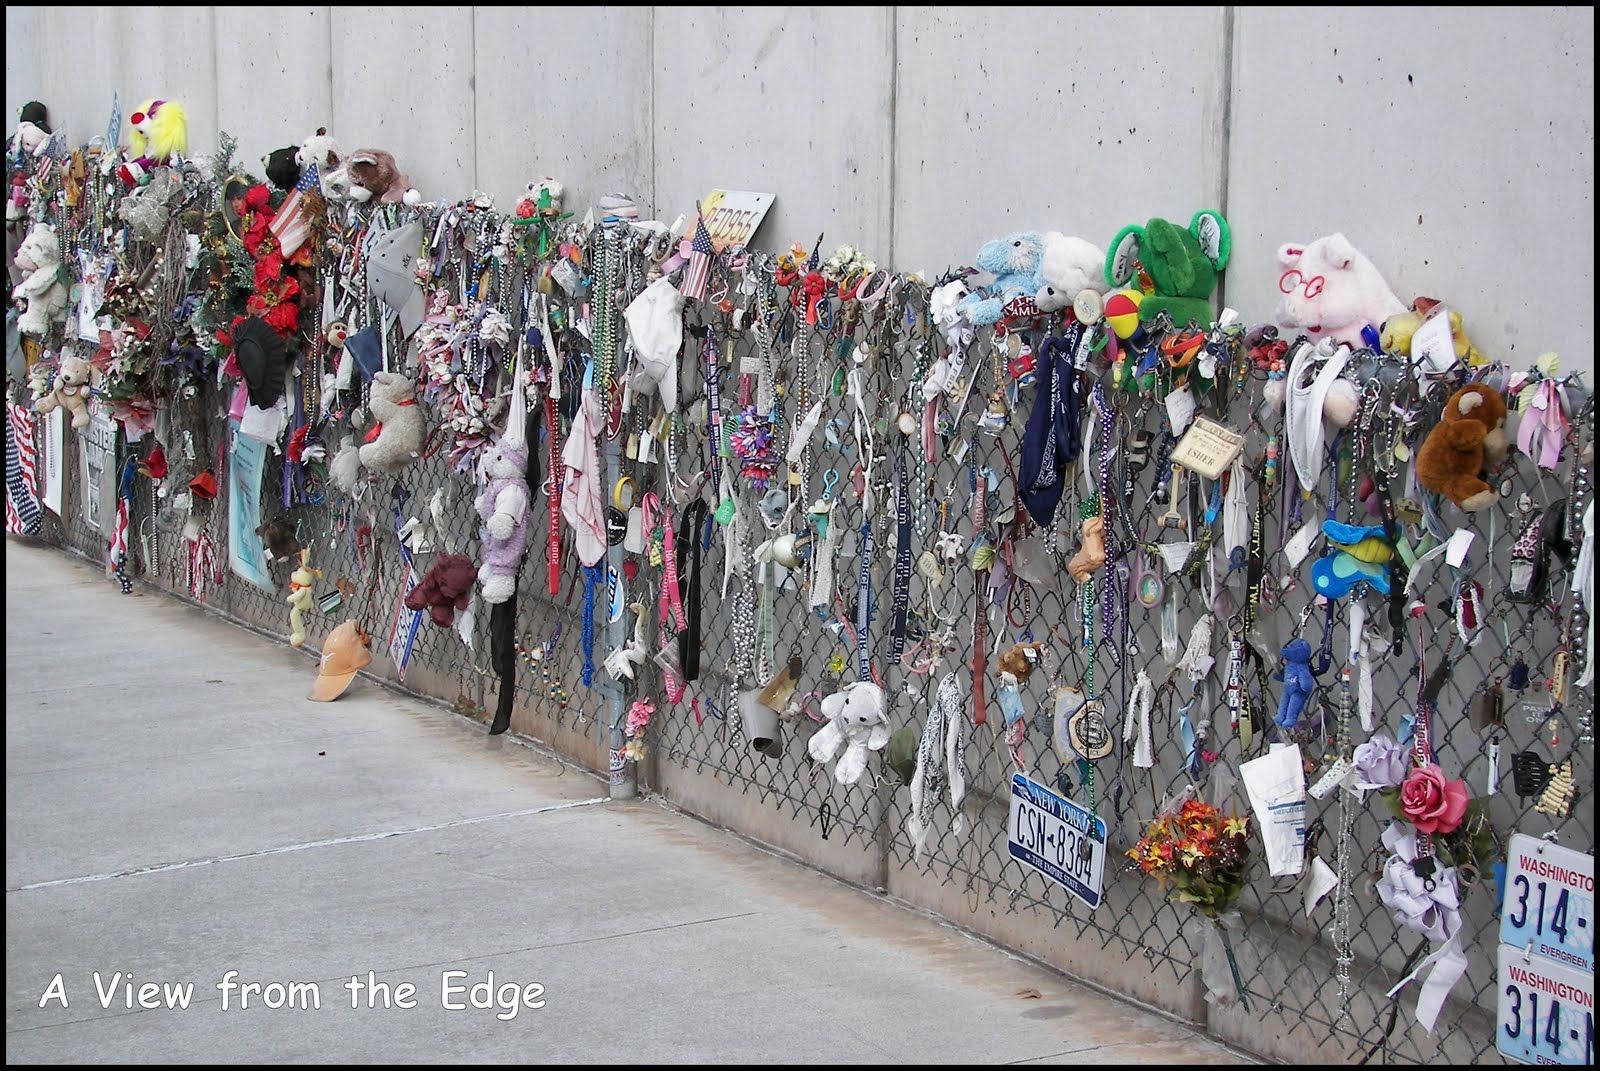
[232,316,289,409]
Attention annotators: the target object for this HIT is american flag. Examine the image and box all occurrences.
[5,402,41,536]
[269,162,320,258]
[679,211,714,301]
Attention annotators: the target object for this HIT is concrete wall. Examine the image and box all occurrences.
[11,6,1594,378]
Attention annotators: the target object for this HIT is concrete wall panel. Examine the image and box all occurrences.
[893,8,1229,276]
[1226,7,1596,376]
[32,7,121,150]
[473,7,653,218]
[114,7,220,162]
[652,6,895,255]
[214,7,334,182]
[330,6,477,200]
[6,7,41,132]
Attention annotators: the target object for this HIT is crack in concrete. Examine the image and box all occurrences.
[9,798,610,892]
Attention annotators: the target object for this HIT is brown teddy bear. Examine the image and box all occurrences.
[1416,383,1509,511]
[404,553,478,627]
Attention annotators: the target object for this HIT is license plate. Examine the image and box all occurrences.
[1497,944,1595,1065]
[1007,774,1106,909]
[1500,834,1594,974]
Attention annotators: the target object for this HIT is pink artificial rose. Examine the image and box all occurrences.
[1400,763,1470,835]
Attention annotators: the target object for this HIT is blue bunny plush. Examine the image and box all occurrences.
[957,231,1047,325]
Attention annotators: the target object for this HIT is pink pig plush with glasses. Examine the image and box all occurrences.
[1275,233,1406,347]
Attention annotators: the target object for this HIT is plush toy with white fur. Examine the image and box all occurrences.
[807,681,891,785]
[1035,233,1109,313]
[13,223,69,336]
[358,372,426,472]
[328,436,363,494]
[297,127,342,197]
[474,361,533,604]
[11,101,52,157]
[1275,234,1406,347]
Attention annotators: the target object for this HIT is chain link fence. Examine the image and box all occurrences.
[12,185,1592,1065]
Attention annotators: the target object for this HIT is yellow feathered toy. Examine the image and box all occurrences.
[118,98,188,186]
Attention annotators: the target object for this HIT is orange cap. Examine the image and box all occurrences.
[308,620,374,702]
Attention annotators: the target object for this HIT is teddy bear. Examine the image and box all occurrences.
[11,101,52,157]
[1274,233,1406,347]
[262,146,302,190]
[256,516,301,562]
[957,231,1048,325]
[32,346,95,429]
[14,223,69,336]
[997,643,1043,684]
[358,372,426,473]
[1103,210,1230,330]
[1416,383,1510,511]
[296,127,342,195]
[1034,233,1110,314]
[475,425,532,605]
[1067,514,1107,582]
[1273,637,1316,730]
[324,149,421,206]
[807,680,890,785]
[403,553,478,627]
[328,435,363,494]
[1380,297,1487,369]
[286,549,323,648]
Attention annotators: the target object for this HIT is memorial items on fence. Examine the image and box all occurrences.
[5,93,1594,1061]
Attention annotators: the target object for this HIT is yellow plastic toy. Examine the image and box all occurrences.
[287,549,322,648]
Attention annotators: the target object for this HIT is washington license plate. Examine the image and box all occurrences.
[1500,835,1594,974]
[1007,774,1106,909]
[1497,944,1594,1065]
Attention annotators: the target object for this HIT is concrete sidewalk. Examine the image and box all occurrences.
[5,540,1249,1064]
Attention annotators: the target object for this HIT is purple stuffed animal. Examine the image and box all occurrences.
[475,366,533,604]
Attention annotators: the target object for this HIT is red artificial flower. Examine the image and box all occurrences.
[287,426,309,464]
[243,184,272,212]
[263,301,300,335]
[254,252,284,288]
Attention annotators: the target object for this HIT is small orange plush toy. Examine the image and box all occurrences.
[1067,515,1108,581]
[1415,383,1510,511]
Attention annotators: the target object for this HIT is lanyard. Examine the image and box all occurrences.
[971,469,989,726]
[889,450,912,667]
[676,500,707,681]
[580,563,604,687]
[1093,386,1121,666]
[545,391,562,596]
[856,517,875,682]
[705,329,723,502]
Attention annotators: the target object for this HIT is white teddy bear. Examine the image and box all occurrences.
[358,372,426,472]
[808,681,891,785]
[1034,232,1110,313]
[13,223,69,336]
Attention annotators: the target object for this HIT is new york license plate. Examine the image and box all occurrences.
[1007,774,1106,909]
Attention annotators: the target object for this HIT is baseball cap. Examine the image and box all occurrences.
[367,223,426,340]
[308,620,374,702]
